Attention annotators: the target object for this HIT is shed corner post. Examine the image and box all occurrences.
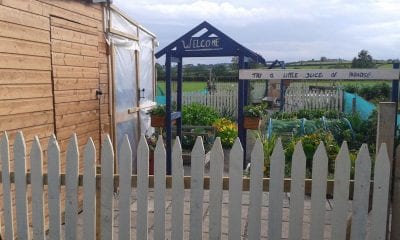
[165,52,172,175]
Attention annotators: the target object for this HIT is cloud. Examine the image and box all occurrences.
[114,0,400,62]
[116,0,315,27]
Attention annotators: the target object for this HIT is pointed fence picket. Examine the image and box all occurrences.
[65,134,79,240]
[331,142,351,240]
[371,143,391,239]
[30,137,45,240]
[351,144,371,239]
[268,139,285,240]
[228,139,243,240]
[1,133,14,240]
[284,85,343,112]
[136,136,149,239]
[190,137,205,240]
[83,138,96,240]
[154,137,166,240]
[209,138,224,239]
[0,131,394,239]
[47,135,61,240]
[247,139,264,240]
[310,143,329,240]
[14,132,29,240]
[288,142,307,240]
[171,137,184,240]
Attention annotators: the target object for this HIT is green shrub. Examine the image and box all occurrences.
[344,82,390,103]
[182,103,220,126]
[284,132,339,178]
[149,105,166,116]
[344,84,359,93]
[244,104,264,118]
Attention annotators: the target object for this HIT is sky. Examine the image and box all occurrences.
[113,0,400,64]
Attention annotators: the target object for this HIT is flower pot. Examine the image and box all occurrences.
[244,117,260,130]
[151,116,176,128]
[151,115,165,127]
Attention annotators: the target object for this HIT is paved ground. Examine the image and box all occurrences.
[69,190,334,240]
[126,190,335,239]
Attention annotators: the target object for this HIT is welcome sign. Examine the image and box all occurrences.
[181,37,223,52]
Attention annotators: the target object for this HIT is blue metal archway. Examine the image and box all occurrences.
[156,21,266,174]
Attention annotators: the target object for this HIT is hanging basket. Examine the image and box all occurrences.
[244,117,261,130]
[151,116,176,128]
[151,116,164,127]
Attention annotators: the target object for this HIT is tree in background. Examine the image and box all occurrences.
[351,49,375,68]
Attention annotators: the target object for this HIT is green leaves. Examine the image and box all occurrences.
[182,103,219,126]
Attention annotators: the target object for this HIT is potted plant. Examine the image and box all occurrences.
[149,104,177,128]
[243,104,263,130]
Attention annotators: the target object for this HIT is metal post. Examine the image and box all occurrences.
[177,58,183,141]
[238,55,246,169]
[280,79,285,111]
[165,52,172,175]
[391,62,400,239]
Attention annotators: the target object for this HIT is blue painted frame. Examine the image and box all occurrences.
[156,21,266,174]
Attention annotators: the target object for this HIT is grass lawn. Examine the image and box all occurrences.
[157,81,207,93]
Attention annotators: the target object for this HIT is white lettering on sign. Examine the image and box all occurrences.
[181,37,221,51]
[240,69,400,80]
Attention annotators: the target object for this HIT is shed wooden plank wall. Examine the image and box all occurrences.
[0,0,111,234]
[0,0,110,166]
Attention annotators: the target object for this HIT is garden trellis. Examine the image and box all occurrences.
[155,21,267,173]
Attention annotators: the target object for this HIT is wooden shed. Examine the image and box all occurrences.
[0,0,157,234]
[0,0,157,170]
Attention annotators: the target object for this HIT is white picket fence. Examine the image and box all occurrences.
[173,91,238,116]
[285,85,343,113]
[0,131,392,239]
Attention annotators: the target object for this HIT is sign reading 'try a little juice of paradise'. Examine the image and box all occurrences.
[239,69,400,80]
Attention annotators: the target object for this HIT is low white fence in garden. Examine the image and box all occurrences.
[0,131,392,239]
[284,85,343,113]
[173,91,238,116]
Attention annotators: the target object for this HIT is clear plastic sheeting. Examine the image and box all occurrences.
[139,100,156,136]
[114,46,137,110]
[139,29,155,102]
[114,45,139,172]
[110,9,137,37]
[107,33,139,51]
